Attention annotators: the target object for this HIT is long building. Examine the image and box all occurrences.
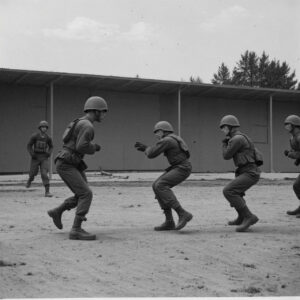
[1,68,300,173]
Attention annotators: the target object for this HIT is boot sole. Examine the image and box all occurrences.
[154,226,176,231]
[228,220,243,226]
[69,234,96,240]
[236,215,259,232]
[47,210,63,230]
[175,214,193,230]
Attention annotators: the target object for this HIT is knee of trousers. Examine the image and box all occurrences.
[223,185,234,200]
[41,172,49,180]
[293,182,300,196]
[152,181,168,194]
[82,188,93,202]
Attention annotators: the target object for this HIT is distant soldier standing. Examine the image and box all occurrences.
[47,96,108,240]
[135,121,193,231]
[26,120,53,197]
[220,115,261,232]
[284,115,300,218]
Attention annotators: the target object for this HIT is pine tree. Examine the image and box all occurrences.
[231,51,259,87]
[211,63,232,85]
[211,50,298,89]
[189,76,203,83]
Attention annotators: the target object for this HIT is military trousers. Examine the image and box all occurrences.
[293,174,300,200]
[28,157,50,186]
[56,159,92,217]
[152,165,191,210]
[223,165,260,209]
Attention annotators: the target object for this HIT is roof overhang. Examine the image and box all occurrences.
[1,68,300,101]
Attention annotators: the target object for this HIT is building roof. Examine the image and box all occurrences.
[1,67,300,101]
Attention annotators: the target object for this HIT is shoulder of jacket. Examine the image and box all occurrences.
[230,134,246,142]
[162,136,176,144]
[77,119,93,128]
[31,132,39,139]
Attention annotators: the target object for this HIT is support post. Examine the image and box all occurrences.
[49,82,54,179]
[269,95,274,172]
[178,88,181,136]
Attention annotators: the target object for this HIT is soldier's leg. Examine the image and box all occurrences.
[26,158,39,188]
[40,159,52,197]
[153,167,193,230]
[55,163,95,240]
[287,174,300,215]
[223,172,259,232]
[152,174,175,231]
[48,161,78,229]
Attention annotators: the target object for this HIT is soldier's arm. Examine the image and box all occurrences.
[222,136,244,160]
[287,135,300,159]
[47,137,54,155]
[145,138,171,158]
[27,135,36,156]
[76,126,97,155]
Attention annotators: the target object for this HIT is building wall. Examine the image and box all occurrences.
[0,84,48,173]
[52,86,167,171]
[1,82,300,173]
[273,99,300,172]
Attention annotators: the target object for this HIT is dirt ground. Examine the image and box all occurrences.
[0,178,300,298]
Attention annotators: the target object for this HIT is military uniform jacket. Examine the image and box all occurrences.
[223,131,256,168]
[145,134,191,169]
[56,117,98,166]
[27,132,53,158]
[288,132,300,159]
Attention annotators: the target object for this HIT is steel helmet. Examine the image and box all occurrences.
[219,115,240,128]
[84,96,108,112]
[153,121,174,133]
[284,115,300,126]
[38,120,49,129]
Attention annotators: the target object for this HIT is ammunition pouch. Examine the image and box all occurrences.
[55,148,87,171]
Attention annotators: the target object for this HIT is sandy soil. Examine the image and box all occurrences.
[0,179,299,298]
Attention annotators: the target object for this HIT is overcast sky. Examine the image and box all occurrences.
[0,0,299,83]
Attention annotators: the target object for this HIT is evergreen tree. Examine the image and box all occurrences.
[211,63,232,85]
[231,51,259,87]
[189,76,203,83]
[212,50,298,89]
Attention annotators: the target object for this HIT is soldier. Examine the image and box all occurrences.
[284,115,300,218]
[135,121,193,231]
[47,96,108,240]
[26,120,53,197]
[220,115,261,232]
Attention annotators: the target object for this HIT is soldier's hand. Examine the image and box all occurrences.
[45,152,51,158]
[295,159,300,166]
[284,150,289,157]
[134,142,147,152]
[95,144,101,152]
[222,137,230,144]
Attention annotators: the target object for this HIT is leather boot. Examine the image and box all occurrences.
[26,178,32,188]
[174,206,193,230]
[236,205,259,232]
[228,208,243,225]
[45,184,53,197]
[286,205,300,215]
[154,209,175,231]
[69,216,96,240]
[47,203,69,229]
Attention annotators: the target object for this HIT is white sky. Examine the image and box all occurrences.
[0,0,299,83]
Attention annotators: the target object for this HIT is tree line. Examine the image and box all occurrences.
[191,50,299,90]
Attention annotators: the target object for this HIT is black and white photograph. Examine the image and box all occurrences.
[0,0,299,298]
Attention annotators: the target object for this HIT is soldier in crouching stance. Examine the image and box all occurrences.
[48,96,108,240]
[284,115,300,218]
[220,115,261,232]
[135,121,193,231]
